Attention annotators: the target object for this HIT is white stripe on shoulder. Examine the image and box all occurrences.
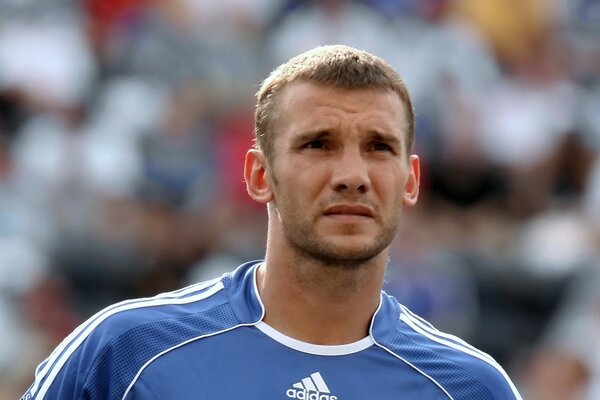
[399,305,496,365]
[373,342,454,399]
[32,279,224,400]
[167,277,223,296]
[368,298,452,399]
[399,311,522,400]
[399,304,436,330]
[121,321,256,400]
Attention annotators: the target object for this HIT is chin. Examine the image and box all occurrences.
[303,238,388,267]
[283,222,395,266]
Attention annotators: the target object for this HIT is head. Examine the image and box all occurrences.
[255,45,415,163]
[246,46,419,268]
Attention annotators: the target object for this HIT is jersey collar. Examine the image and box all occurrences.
[225,260,400,345]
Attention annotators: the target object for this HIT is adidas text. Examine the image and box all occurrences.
[286,389,338,400]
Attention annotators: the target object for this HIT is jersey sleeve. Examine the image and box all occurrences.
[20,301,157,400]
[21,324,108,400]
[21,278,234,400]
[395,303,523,400]
[21,309,167,400]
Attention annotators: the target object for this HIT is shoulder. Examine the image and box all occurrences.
[79,275,231,351]
[89,276,231,339]
[377,297,522,400]
[24,275,238,400]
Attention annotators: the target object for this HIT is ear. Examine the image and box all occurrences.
[402,154,420,207]
[244,149,274,204]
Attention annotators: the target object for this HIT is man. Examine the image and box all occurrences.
[23,45,522,399]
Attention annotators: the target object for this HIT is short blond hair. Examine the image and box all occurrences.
[255,45,415,159]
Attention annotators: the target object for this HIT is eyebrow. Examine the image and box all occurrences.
[291,130,332,145]
[291,128,404,150]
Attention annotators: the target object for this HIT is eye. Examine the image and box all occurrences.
[371,142,392,152]
[304,140,326,149]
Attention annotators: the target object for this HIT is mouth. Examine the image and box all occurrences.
[323,204,374,219]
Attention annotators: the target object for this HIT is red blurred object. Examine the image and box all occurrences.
[22,277,81,346]
[86,0,148,33]
[84,0,149,59]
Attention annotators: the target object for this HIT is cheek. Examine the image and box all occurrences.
[282,166,326,195]
[373,170,408,206]
[372,167,398,190]
[274,177,327,223]
[272,179,304,210]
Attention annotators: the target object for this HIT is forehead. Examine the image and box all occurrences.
[273,82,408,136]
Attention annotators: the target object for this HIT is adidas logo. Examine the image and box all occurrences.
[286,372,338,400]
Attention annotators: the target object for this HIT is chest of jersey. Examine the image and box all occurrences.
[126,326,447,400]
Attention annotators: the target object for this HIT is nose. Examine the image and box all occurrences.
[330,148,370,194]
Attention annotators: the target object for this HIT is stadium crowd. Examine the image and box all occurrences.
[0,0,599,398]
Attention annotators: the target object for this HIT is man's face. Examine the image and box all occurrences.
[249,82,419,266]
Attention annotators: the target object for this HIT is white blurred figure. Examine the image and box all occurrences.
[477,79,577,171]
[474,39,579,214]
[0,133,52,399]
[0,16,95,110]
[12,113,141,235]
[515,209,597,278]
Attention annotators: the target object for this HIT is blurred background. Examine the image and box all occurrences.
[0,0,599,398]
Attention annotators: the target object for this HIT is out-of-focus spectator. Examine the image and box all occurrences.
[555,0,600,81]
[267,0,398,67]
[0,17,96,110]
[386,0,502,204]
[515,209,597,278]
[536,265,600,400]
[84,0,149,62]
[474,31,577,215]
[138,82,215,209]
[102,81,223,295]
[107,0,212,82]
[519,346,590,400]
[105,0,269,105]
[0,132,65,399]
[453,0,557,67]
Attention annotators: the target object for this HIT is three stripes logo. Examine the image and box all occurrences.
[286,372,338,399]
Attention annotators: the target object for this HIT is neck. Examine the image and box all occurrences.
[257,233,387,345]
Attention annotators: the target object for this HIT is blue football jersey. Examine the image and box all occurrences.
[22,260,522,399]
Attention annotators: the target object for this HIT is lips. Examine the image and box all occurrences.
[323,204,374,218]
